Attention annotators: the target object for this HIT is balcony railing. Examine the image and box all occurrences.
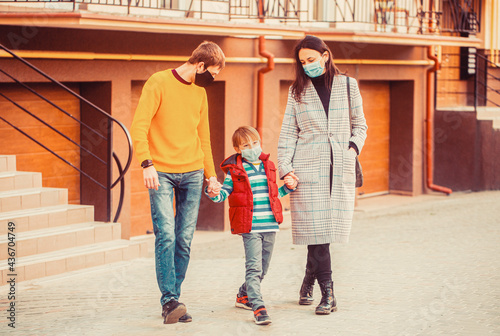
[0,0,481,35]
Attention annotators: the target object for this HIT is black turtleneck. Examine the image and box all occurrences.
[310,73,359,155]
[310,73,330,117]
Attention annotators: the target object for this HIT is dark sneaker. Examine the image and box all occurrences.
[253,306,272,325]
[162,299,187,324]
[235,293,252,310]
[178,313,192,323]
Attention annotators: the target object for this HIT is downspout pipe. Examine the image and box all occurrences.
[426,45,452,195]
[257,36,275,138]
[256,0,275,139]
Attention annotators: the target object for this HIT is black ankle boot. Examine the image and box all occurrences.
[315,280,337,315]
[299,268,315,305]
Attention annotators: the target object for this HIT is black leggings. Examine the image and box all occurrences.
[306,243,332,284]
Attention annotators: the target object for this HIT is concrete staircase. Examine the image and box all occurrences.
[0,155,148,286]
[477,106,500,130]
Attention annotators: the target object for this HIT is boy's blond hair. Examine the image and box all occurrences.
[188,41,225,69]
[232,126,261,148]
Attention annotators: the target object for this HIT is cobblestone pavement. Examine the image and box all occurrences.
[1,191,500,336]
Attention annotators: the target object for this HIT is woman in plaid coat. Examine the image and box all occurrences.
[278,35,367,315]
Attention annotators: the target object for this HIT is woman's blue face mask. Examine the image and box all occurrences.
[302,54,327,78]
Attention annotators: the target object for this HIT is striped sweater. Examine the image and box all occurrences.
[209,160,293,233]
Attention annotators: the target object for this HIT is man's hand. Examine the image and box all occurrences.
[143,165,160,190]
[284,170,299,189]
[206,176,222,196]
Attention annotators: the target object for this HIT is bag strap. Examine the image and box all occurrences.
[346,77,352,136]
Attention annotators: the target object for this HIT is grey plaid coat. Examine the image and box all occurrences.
[278,75,367,245]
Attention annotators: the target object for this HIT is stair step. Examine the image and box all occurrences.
[0,155,16,173]
[0,171,42,192]
[0,204,94,235]
[0,239,149,285]
[0,154,147,286]
[0,221,121,259]
[0,187,68,212]
[493,119,500,130]
[476,106,500,119]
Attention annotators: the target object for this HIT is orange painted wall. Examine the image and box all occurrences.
[0,26,431,236]
[0,83,81,204]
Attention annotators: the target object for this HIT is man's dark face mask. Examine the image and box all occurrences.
[194,69,215,87]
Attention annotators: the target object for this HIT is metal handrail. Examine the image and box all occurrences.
[475,53,500,109]
[0,91,107,165]
[477,53,500,68]
[0,43,133,223]
[436,52,499,110]
[436,53,474,104]
[0,114,107,189]
[0,68,106,141]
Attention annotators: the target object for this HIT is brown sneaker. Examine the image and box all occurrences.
[162,299,187,324]
[178,313,193,323]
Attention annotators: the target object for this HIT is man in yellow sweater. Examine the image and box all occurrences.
[130,41,224,324]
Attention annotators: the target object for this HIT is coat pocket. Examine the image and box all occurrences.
[342,149,356,183]
[292,151,320,183]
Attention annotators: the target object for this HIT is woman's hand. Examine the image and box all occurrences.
[284,170,299,189]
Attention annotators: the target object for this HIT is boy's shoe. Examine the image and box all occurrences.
[253,306,272,325]
[162,299,187,324]
[235,293,252,310]
[178,313,193,323]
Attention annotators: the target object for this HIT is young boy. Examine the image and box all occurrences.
[206,126,298,325]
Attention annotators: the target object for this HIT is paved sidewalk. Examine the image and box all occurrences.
[1,191,500,335]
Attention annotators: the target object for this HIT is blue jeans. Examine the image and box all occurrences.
[238,232,276,310]
[149,169,204,306]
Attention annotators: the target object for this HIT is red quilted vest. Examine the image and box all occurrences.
[220,152,283,234]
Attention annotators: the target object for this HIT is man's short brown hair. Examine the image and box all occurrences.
[232,126,261,148]
[188,41,225,69]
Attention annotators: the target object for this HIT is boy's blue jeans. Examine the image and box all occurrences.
[238,232,276,310]
[148,169,204,306]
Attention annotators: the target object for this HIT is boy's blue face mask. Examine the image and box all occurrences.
[241,145,262,162]
[303,56,326,78]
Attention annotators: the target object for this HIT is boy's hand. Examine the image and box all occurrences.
[143,165,160,190]
[207,189,220,198]
[284,170,299,189]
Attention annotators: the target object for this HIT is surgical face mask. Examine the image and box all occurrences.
[194,69,215,87]
[303,57,325,78]
[241,145,262,162]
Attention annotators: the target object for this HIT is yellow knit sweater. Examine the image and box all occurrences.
[131,69,216,178]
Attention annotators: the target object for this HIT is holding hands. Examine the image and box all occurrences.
[207,176,222,198]
[284,170,299,190]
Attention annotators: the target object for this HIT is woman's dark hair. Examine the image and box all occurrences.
[291,35,341,103]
